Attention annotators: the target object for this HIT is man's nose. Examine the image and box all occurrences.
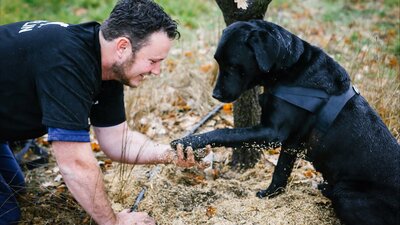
[151,63,161,75]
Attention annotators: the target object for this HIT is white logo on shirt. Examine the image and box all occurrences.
[19,20,69,33]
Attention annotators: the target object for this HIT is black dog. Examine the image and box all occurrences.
[171,20,400,225]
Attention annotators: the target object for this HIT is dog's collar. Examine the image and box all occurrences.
[269,85,360,133]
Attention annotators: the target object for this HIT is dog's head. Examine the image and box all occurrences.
[212,20,302,102]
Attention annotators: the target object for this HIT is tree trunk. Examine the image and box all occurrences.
[215,0,272,26]
[215,0,271,169]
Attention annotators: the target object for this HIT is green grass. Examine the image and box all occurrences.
[384,0,400,7]
[0,0,115,24]
[0,0,215,28]
[155,0,213,29]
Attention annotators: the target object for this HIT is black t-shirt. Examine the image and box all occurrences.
[0,20,126,141]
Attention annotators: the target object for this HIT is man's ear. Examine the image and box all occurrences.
[116,37,131,58]
[246,29,280,73]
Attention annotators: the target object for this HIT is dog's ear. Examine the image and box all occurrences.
[246,29,281,73]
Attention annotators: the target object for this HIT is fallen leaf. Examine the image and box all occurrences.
[36,137,50,147]
[303,169,316,178]
[56,185,66,194]
[200,63,213,73]
[166,59,177,72]
[223,103,233,113]
[387,56,398,69]
[91,142,101,152]
[54,174,63,183]
[184,51,194,58]
[267,148,280,155]
[41,181,55,188]
[104,159,112,165]
[206,206,217,217]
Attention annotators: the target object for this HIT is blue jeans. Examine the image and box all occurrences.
[0,142,26,225]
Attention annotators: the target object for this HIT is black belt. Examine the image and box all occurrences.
[269,85,360,133]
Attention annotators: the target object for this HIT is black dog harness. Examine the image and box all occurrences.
[270,85,360,133]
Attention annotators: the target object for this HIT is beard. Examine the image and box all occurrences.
[112,56,136,87]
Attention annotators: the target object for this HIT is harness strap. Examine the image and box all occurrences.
[269,85,360,133]
[271,86,329,113]
[316,85,359,132]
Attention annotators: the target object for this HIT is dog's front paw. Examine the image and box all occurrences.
[170,135,203,150]
[170,137,212,161]
[170,139,183,150]
[170,138,196,150]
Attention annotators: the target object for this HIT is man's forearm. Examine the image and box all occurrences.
[52,141,116,225]
[122,130,174,164]
[94,122,175,165]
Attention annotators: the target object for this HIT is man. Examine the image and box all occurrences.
[0,0,195,224]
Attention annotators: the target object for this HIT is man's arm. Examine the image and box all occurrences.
[51,141,155,225]
[52,141,116,224]
[93,121,195,166]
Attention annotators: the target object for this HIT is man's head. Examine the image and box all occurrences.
[100,0,180,87]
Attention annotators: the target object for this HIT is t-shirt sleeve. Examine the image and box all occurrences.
[47,127,90,142]
[90,80,126,127]
[36,62,97,131]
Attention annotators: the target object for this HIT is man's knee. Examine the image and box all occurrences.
[0,142,26,194]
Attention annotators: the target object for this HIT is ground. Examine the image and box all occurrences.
[19,112,341,225]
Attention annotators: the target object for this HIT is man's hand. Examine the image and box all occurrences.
[165,144,212,169]
[164,144,196,167]
[115,210,155,225]
[175,144,196,167]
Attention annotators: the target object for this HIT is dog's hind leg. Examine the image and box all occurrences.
[331,183,399,225]
[256,149,297,198]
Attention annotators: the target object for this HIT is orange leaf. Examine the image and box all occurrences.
[223,103,233,113]
[387,29,397,39]
[212,169,220,179]
[166,59,177,72]
[267,148,280,155]
[184,51,193,58]
[388,56,398,69]
[206,206,217,217]
[91,142,101,152]
[303,169,315,178]
[36,137,50,147]
[344,37,352,45]
[200,63,213,73]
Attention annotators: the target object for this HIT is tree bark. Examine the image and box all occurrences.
[215,0,271,169]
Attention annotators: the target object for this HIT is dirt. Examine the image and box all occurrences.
[19,110,340,225]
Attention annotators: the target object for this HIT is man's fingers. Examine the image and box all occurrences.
[185,147,195,166]
[176,143,184,161]
[172,144,199,168]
